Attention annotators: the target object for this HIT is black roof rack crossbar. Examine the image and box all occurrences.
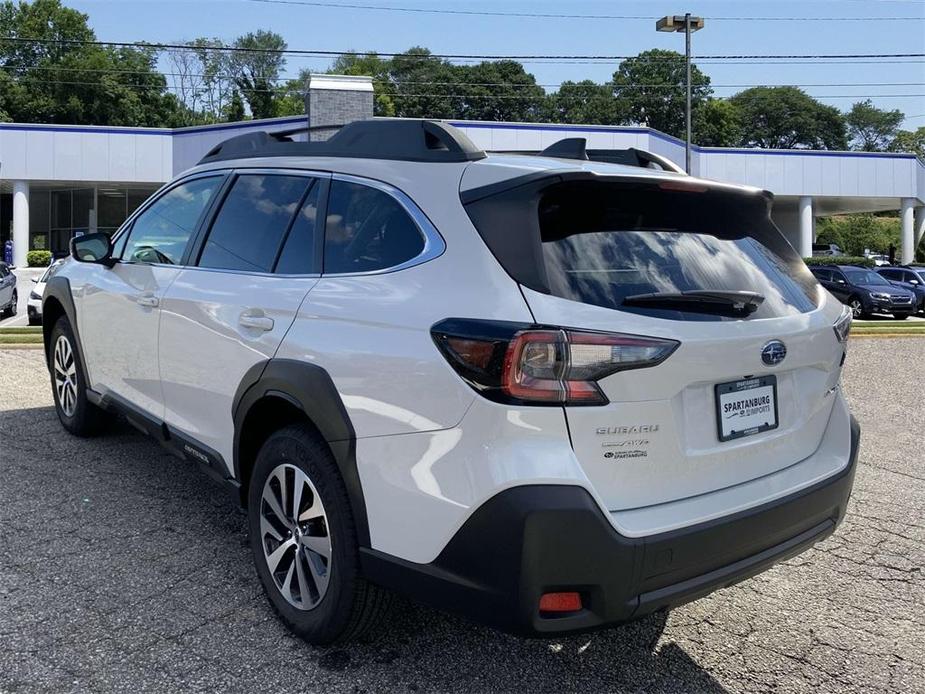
[494,138,687,175]
[197,119,486,165]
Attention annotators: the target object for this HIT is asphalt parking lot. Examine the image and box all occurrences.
[1,340,923,693]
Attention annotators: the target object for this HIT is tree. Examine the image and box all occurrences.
[329,52,395,116]
[0,0,183,126]
[230,30,286,119]
[543,80,623,125]
[454,60,545,122]
[692,99,741,147]
[846,99,904,151]
[889,127,925,160]
[388,47,463,120]
[224,90,246,121]
[816,214,900,256]
[730,87,847,150]
[611,49,711,138]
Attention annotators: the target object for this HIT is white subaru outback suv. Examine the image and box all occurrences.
[44,119,859,644]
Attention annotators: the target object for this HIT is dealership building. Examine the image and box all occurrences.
[1,74,924,267]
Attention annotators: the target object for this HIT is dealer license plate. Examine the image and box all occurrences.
[715,376,778,442]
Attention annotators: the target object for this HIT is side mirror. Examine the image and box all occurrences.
[836,279,847,285]
[31,277,38,284]
[70,232,115,267]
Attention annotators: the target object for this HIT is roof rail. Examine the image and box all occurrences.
[498,138,687,175]
[197,119,486,165]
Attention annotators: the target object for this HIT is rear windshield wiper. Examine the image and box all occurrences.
[622,290,765,317]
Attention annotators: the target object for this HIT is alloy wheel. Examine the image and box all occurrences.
[850,299,863,319]
[260,463,332,610]
[10,292,16,316]
[53,335,78,417]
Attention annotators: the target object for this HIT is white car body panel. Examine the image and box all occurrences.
[75,261,180,418]
[158,267,318,472]
[521,286,846,511]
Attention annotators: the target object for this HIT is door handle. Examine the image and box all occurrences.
[136,293,159,308]
[239,311,274,331]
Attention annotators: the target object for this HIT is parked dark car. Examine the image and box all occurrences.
[810,264,916,319]
[0,262,17,318]
[876,266,925,314]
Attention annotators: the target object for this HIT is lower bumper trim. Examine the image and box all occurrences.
[362,416,860,637]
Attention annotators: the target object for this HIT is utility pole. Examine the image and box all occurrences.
[656,14,705,173]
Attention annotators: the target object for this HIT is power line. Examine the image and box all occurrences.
[239,0,925,21]
[9,76,925,100]
[2,65,922,90]
[2,37,923,62]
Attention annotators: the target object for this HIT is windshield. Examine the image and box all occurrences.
[844,269,889,286]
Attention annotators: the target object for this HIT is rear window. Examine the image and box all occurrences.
[466,179,820,321]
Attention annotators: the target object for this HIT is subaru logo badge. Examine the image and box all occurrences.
[761,340,787,366]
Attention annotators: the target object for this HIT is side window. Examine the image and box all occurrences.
[323,180,425,274]
[275,182,322,274]
[812,269,831,282]
[198,174,311,273]
[121,176,222,265]
[832,271,847,284]
[881,269,897,280]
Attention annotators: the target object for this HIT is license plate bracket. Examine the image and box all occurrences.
[715,375,779,442]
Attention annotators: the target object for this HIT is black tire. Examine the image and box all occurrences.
[893,313,909,320]
[7,291,17,317]
[248,423,392,644]
[28,314,41,326]
[49,316,107,436]
[848,297,868,320]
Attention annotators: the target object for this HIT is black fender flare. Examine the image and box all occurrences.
[232,358,369,546]
[42,276,91,380]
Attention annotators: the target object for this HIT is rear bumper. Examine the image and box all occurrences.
[362,415,860,637]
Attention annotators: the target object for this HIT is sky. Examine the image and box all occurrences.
[67,0,925,128]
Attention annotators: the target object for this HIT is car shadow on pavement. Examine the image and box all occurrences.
[0,405,728,693]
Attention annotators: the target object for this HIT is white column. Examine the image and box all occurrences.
[798,196,814,258]
[914,206,925,253]
[12,181,29,268]
[900,198,915,264]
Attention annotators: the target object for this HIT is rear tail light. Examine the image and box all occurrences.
[432,319,679,406]
[833,305,852,344]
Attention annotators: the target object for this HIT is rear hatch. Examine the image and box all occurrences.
[464,173,845,511]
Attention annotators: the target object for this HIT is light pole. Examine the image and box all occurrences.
[656,14,705,173]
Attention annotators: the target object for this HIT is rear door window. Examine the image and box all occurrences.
[275,182,322,275]
[198,174,313,273]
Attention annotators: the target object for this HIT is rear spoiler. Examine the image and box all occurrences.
[490,138,686,175]
[460,169,773,206]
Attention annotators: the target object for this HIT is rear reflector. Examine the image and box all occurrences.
[432,318,679,406]
[539,591,582,614]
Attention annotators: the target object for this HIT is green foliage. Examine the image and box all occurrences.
[693,99,741,147]
[802,256,875,268]
[231,30,287,120]
[889,127,925,160]
[544,80,623,125]
[611,50,712,139]
[815,214,901,257]
[846,100,904,151]
[26,250,52,267]
[730,87,847,150]
[328,54,395,116]
[0,0,183,126]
